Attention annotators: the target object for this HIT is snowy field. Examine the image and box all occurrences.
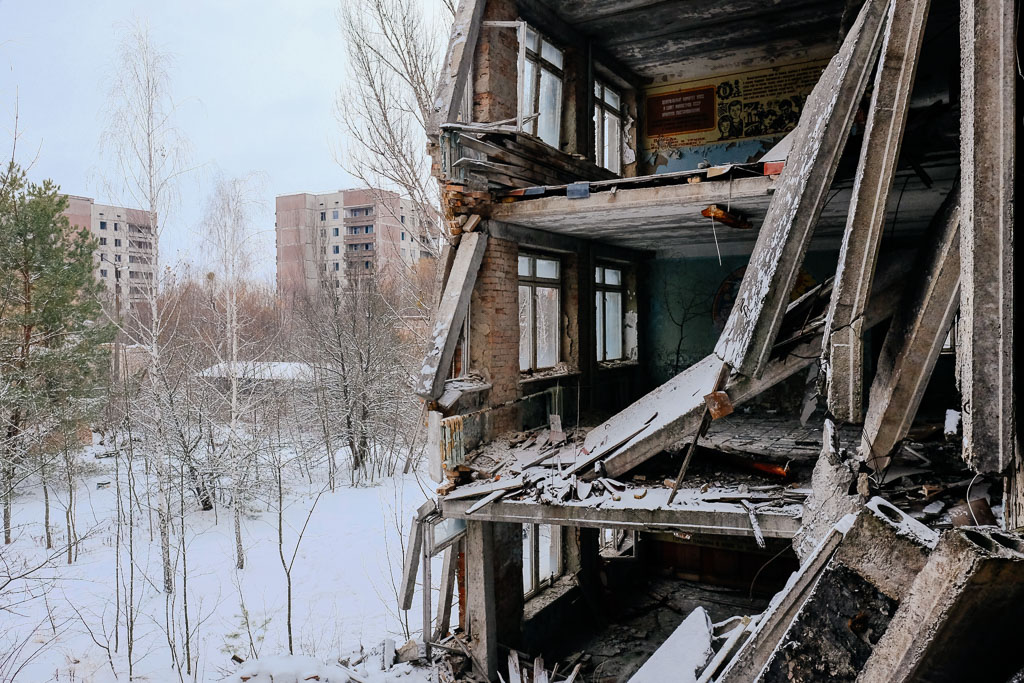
[2,443,439,682]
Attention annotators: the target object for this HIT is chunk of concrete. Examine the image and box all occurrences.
[792,419,864,562]
[720,498,937,683]
[858,527,1024,682]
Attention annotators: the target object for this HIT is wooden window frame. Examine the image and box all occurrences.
[519,252,562,372]
[595,264,626,362]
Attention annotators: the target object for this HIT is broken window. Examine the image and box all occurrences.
[521,27,563,148]
[596,265,624,362]
[594,80,623,173]
[523,523,562,598]
[519,253,561,372]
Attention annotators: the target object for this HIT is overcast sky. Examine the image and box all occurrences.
[0,0,362,280]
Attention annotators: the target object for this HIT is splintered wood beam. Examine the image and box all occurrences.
[959,0,1016,474]
[714,0,889,378]
[861,182,961,471]
[429,0,486,135]
[823,0,931,423]
[416,232,488,400]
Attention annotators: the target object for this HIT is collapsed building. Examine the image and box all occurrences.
[403,0,1021,680]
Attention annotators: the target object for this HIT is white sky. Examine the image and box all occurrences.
[0,0,363,281]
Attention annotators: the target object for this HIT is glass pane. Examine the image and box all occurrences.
[518,255,531,277]
[523,58,537,134]
[536,258,558,279]
[605,268,621,286]
[539,525,554,581]
[595,291,604,361]
[595,266,603,283]
[605,112,621,173]
[535,287,559,368]
[525,27,539,52]
[519,285,533,371]
[605,291,623,360]
[537,68,562,147]
[522,524,533,593]
[594,104,603,164]
[605,86,620,109]
[541,39,563,70]
[594,81,602,98]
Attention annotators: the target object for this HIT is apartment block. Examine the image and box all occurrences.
[275,188,433,297]
[63,195,156,307]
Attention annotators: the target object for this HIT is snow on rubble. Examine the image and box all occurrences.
[2,441,438,682]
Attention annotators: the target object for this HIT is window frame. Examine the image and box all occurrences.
[518,252,562,372]
[523,523,563,599]
[520,25,564,148]
[595,264,626,362]
[594,80,624,174]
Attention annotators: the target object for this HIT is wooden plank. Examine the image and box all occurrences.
[860,182,961,471]
[823,0,931,422]
[422,531,433,660]
[399,515,424,610]
[959,0,1016,474]
[433,542,459,642]
[714,0,889,377]
[429,0,486,134]
[442,475,524,502]
[416,232,488,399]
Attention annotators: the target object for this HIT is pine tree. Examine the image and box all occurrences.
[0,161,112,545]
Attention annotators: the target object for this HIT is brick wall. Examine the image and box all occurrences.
[472,0,518,124]
[470,236,521,437]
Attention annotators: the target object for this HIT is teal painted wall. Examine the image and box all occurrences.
[644,251,839,385]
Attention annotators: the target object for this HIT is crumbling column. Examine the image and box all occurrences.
[465,520,523,681]
[959,0,1015,474]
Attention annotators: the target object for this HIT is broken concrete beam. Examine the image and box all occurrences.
[858,527,1024,682]
[715,0,889,377]
[720,498,937,683]
[631,606,713,683]
[958,0,1015,474]
[791,418,863,562]
[822,0,932,422]
[717,520,848,683]
[860,180,960,471]
[416,231,488,400]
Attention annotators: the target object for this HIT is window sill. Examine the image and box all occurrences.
[597,358,639,370]
[519,365,579,385]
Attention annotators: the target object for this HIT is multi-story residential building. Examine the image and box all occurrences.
[63,195,156,308]
[275,188,434,297]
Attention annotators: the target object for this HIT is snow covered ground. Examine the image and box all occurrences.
[2,444,439,682]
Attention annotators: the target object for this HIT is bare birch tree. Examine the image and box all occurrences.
[100,20,193,595]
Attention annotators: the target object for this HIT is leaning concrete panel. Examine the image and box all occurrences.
[416,232,488,400]
[715,0,889,377]
[858,527,1024,682]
